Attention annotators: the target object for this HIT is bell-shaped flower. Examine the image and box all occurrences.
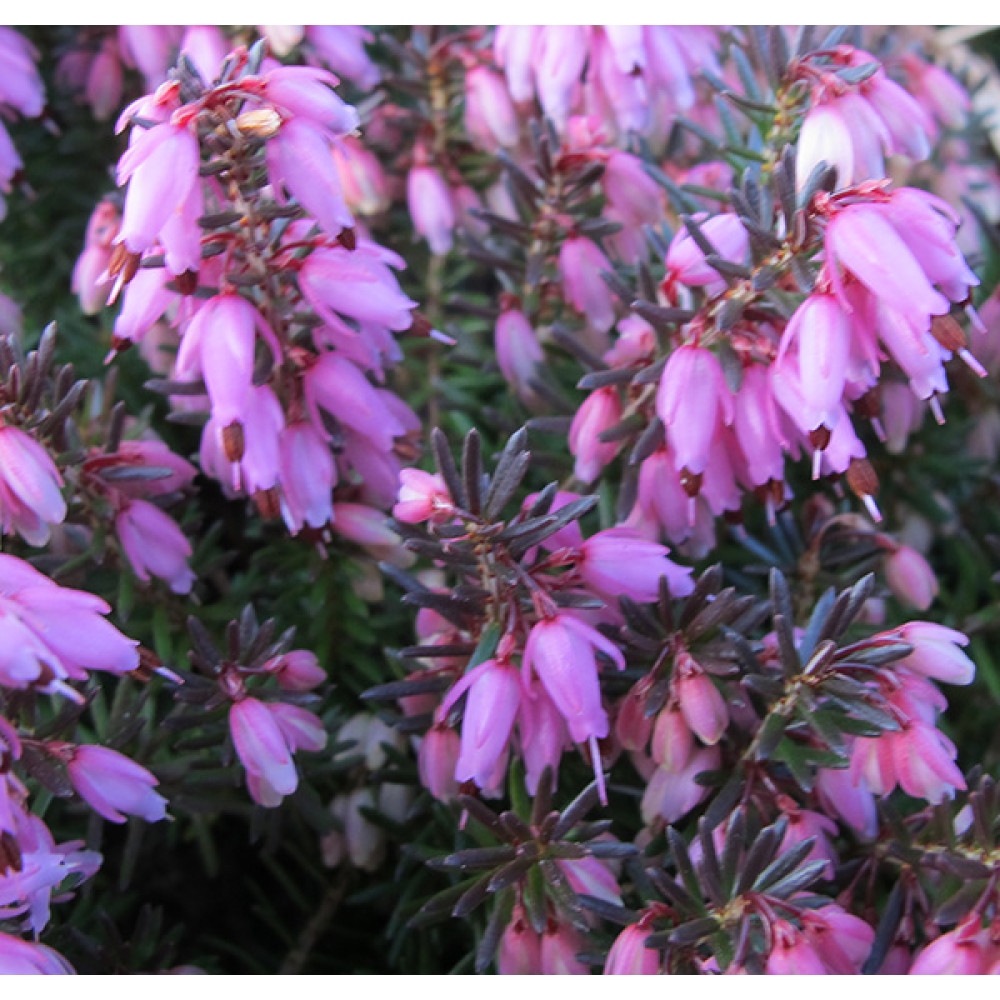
[117,122,199,254]
[559,236,615,332]
[115,498,195,594]
[278,421,337,534]
[407,164,454,256]
[656,344,733,477]
[0,425,66,546]
[66,744,167,824]
[0,931,74,975]
[266,117,353,239]
[578,526,693,601]
[229,697,298,806]
[569,386,622,483]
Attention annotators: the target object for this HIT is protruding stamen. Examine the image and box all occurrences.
[589,733,607,806]
[929,395,946,425]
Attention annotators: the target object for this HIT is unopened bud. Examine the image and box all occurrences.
[235,108,282,139]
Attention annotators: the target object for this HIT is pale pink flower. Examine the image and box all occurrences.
[229,697,298,806]
[0,931,74,974]
[640,745,719,824]
[465,65,518,150]
[417,723,460,802]
[407,164,455,256]
[578,526,693,601]
[604,923,660,975]
[665,213,748,295]
[115,499,195,594]
[540,920,588,975]
[560,236,615,332]
[495,307,544,401]
[263,650,326,692]
[894,622,974,686]
[0,425,66,546]
[117,122,200,255]
[909,917,989,975]
[66,745,167,824]
[569,387,622,483]
[885,545,938,610]
[498,904,542,974]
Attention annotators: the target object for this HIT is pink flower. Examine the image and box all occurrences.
[407,164,455,256]
[766,920,829,975]
[266,117,354,239]
[229,697,298,806]
[495,307,543,401]
[0,425,66,546]
[115,499,195,594]
[465,65,518,151]
[560,236,615,332]
[393,469,453,525]
[117,122,200,255]
[439,657,522,790]
[417,723,460,802]
[0,931,74,974]
[674,650,728,745]
[540,920,588,975]
[604,923,660,975]
[66,745,167,824]
[665,213,748,295]
[640,745,719,824]
[885,545,938,611]
[578,527,694,601]
[656,345,734,478]
[264,650,326,692]
[909,917,989,975]
[278,421,337,534]
[524,613,624,746]
[498,904,542,974]
[569,387,622,483]
[894,622,974,686]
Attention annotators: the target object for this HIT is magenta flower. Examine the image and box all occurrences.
[66,745,167,824]
[439,657,522,790]
[909,917,989,975]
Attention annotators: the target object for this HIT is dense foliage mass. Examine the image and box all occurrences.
[1,24,1000,974]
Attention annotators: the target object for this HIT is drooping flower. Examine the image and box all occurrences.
[66,745,167,824]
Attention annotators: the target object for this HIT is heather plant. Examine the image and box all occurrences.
[0,22,999,977]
